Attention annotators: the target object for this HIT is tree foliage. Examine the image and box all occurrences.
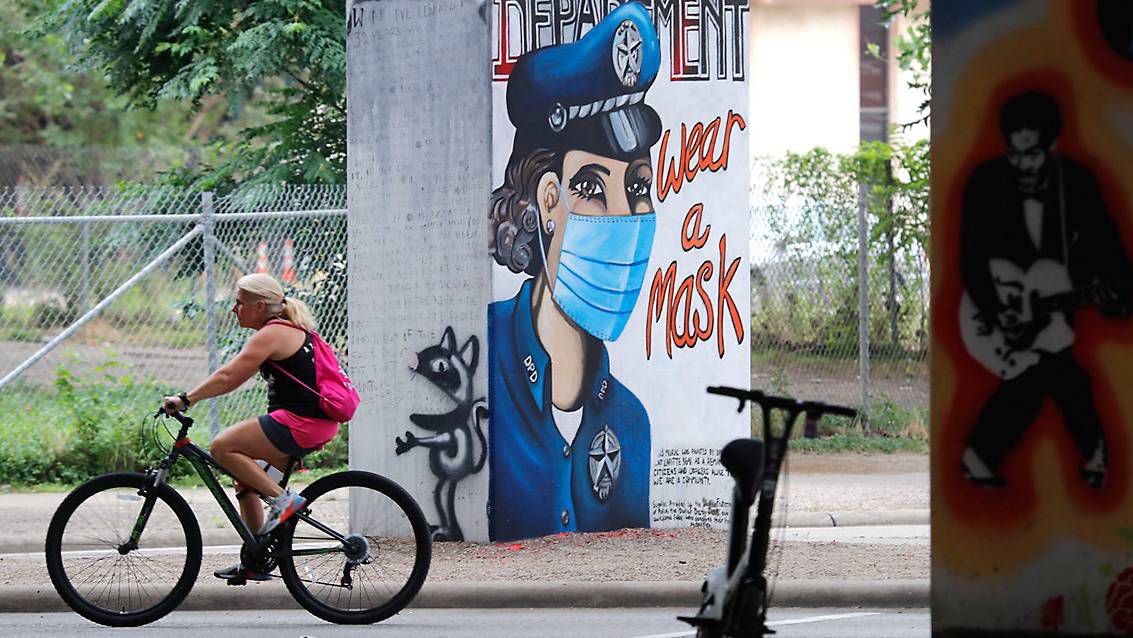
[1,0,259,185]
[39,0,346,188]
[2,2,193,150]
[875,0,931,129]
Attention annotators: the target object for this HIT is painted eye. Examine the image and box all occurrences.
[627,178,650,198]
[571,178,605,201]
[430,359,449,374]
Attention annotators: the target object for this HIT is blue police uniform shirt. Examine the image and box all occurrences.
[488,278,651,542]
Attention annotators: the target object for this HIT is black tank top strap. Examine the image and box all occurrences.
[259,322,327,418]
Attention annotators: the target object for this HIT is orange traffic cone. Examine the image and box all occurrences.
[281,238,296,282]
[255,241,270,274]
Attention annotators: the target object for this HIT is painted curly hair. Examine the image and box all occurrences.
[490,148,562,276]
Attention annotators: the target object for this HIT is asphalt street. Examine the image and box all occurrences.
[0,608,930,638]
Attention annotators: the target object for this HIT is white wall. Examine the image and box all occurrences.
[748,0,930,156]
[749,3,861,156]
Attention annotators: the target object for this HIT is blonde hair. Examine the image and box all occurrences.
[235,273,316,330]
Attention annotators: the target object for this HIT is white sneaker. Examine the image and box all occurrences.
[258,490,307,535]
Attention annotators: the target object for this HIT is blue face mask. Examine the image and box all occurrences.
[539,190,656,342]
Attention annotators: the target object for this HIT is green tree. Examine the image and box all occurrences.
[39,0,345,188]
[874,0,931,129]
[0,0,220,184]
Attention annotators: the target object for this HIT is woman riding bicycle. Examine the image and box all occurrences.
[161,273,340,579]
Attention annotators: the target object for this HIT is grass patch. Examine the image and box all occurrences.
[789,435,928,454]
[748,391,928,455]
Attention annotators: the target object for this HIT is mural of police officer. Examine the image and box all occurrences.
[487,3,660,541]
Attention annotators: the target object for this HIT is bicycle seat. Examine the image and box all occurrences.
[720,438,764,507]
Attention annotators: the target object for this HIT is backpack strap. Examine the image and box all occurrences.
[267,359,327,402]
[264,318,306,332]
[262,319,325,400]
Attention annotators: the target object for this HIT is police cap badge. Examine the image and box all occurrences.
[506,3,662,161]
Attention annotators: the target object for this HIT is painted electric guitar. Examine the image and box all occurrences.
[959,258,1106,379]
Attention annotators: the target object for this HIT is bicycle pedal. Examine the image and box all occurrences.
[225,575,248,586]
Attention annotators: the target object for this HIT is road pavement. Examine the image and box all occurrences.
[0,608,931,638]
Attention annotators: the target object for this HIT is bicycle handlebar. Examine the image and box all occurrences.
[707,385,857,419]
[154,407,194,428]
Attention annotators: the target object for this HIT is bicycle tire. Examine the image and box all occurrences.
[278,470,431,624]
[45,472,202,627]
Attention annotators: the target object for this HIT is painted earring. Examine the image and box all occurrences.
[546,219,555,234]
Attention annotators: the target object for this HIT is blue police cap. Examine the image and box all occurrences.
[506,2,662,161]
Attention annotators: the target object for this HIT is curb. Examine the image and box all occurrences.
[0,510,929,555]
[0,579,929,614]
[773,509,929,528]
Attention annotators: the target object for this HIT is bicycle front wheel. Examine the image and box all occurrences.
[278,470,431,624]
[44,472,202,627]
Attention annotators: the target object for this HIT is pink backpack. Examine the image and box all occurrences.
[265,319,360,423]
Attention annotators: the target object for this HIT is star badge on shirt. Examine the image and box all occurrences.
[589,425,622,502]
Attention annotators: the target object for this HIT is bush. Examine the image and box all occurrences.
[747,391,928,454]
[304,422,348,469]
[0,356,350,487]
[0,358,194,485]
[32,298,76,328]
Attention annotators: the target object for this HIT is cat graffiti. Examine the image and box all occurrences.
[395,327,488,542]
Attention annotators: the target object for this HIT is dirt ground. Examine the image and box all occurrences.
[0,339,209,388]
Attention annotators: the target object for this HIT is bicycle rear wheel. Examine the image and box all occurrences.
[278,470,431,624]
[44,472,202,627]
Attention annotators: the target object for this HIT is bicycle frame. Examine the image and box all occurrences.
[130,411,354,564]
[124,412,282,549]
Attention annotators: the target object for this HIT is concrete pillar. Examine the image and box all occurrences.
[934,1,1133,634]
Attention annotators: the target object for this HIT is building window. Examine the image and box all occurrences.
[859,5,889,143]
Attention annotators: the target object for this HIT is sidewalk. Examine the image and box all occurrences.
[0,453,930,611]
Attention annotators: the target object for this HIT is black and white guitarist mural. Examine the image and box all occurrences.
[958,91,1132,490]
[959,258,1108,380]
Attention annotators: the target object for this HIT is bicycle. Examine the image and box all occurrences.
[678,386,857,638]
[44,409,432,627]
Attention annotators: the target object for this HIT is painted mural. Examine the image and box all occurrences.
[488,0,750,542]
[396,327,488,542]
[934,1,1133,633]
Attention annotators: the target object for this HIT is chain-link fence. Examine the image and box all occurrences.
[0,185,346,440]
[750,157,930,436]
[0,172,927,444]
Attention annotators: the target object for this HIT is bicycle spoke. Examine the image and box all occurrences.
[275,474,430,624]
[130,551,184,585]
[61,531,122,548]
[68,554,120,584]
